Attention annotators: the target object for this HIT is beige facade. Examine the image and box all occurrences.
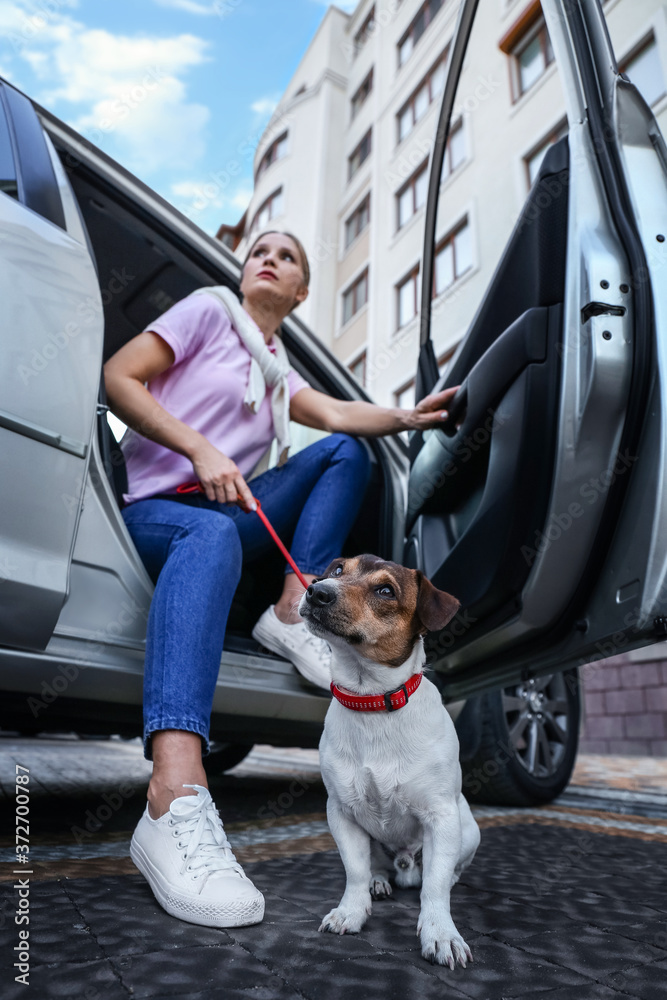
[230,0,667,407]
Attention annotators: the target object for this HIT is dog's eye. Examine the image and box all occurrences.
[375,585,395,598]
[330,565,343,577]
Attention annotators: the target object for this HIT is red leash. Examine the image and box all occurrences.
[176,481,310,589]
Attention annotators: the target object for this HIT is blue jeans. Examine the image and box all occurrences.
[121,434,370,759]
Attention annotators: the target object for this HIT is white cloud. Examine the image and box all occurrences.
[170,177,252,215]
[310,0,357,10]
[153,0,221,15]
[250,94,280,117]
[1,3,212,176]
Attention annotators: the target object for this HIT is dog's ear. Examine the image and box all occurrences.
[415,572,460,633]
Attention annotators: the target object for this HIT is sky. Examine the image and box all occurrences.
[0,0,356,235]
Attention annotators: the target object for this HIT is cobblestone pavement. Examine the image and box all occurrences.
[1,734,666,999]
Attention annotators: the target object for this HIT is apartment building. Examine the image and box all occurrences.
[222,0,667,408]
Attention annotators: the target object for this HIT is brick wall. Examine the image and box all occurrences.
[579,654,667,755]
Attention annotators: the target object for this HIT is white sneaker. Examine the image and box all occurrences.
[130,784,264,928]
[252,605,332,690]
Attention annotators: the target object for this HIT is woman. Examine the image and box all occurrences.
[104,230,457,930]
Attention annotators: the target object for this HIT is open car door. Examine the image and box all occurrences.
[0,81,103,650]
[407,0,667,704]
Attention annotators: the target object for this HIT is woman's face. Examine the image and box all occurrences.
[240,233,308,316]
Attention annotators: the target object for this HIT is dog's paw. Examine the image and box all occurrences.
[370,875,392,899]
[418,916,473,969]
[319,904,369,935]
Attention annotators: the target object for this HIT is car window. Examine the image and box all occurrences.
[1,83,65,230]
[428,0,565,370]
[0,89,19,201]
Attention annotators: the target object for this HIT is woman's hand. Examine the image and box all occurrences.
[189,438,256,510]
[407,386,461,431]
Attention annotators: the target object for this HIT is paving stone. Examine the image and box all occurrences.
[524,985,640,1000]
[64,874,234,956]
[457,892,575,943]
[109,942,284,997]
[144,987,304,1000]
[397,935,592,997]
[2,739,667,997]
[286,952,472,1000]
[229,913,382,970]
[600,957,667,998]
[518,923,664,979]
[0,883,104,967]
[2,958,126,1000]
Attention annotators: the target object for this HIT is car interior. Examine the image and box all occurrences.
[55,146,403,652]
[407,138,570,662]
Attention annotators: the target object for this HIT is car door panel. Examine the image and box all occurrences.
[0,83,103,651]
[407,0,665,688]
[407,303,561,621]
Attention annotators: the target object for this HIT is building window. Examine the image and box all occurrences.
[348,130,372,180]
[398,0,444,68]
[438,347,455,373]
[434,219,473,296]
[342,269,369,325]
[524,119,568,187]
[395,379,415,409]
[620,35,666,108]
[354,6,375,56]
[397,162,428,230]
[250,187,284,233]
[349,351,367,386]
[256,132,288,180]
[351,69,374,120]
[397,51,447,143]
[441,118,466,181]
[345,194,370,249]
[509,15,554,99]
[397,267,421,329]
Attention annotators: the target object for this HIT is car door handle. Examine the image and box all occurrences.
[440,307,549,438]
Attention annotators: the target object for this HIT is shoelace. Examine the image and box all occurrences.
[298,624,332,666]
[168,785,243,881]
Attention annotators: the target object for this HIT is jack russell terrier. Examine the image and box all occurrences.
[299,554,480,969]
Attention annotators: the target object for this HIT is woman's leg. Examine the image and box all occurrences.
[236,434,371,684]
[122,498,243,814]
[236,433,371,576]
[121,500,266,929]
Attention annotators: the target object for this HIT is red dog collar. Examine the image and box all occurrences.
[330,673,423,712]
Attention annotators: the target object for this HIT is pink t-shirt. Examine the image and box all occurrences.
[121,292,310,504]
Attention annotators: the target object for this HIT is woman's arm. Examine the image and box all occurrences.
[289,386,459,436]
[104,332,256,507]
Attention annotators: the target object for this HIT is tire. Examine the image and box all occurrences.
[204,742,254,774]
[458,669,580,806]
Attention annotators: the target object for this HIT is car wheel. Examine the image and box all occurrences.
[458,669,580,806]
[204,742,254,773]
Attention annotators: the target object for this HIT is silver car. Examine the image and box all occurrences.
[1,0,666,805]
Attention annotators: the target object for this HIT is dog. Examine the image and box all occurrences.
[299,554,480,969]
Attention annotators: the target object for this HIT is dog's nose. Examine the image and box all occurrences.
[306,582,336,607]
